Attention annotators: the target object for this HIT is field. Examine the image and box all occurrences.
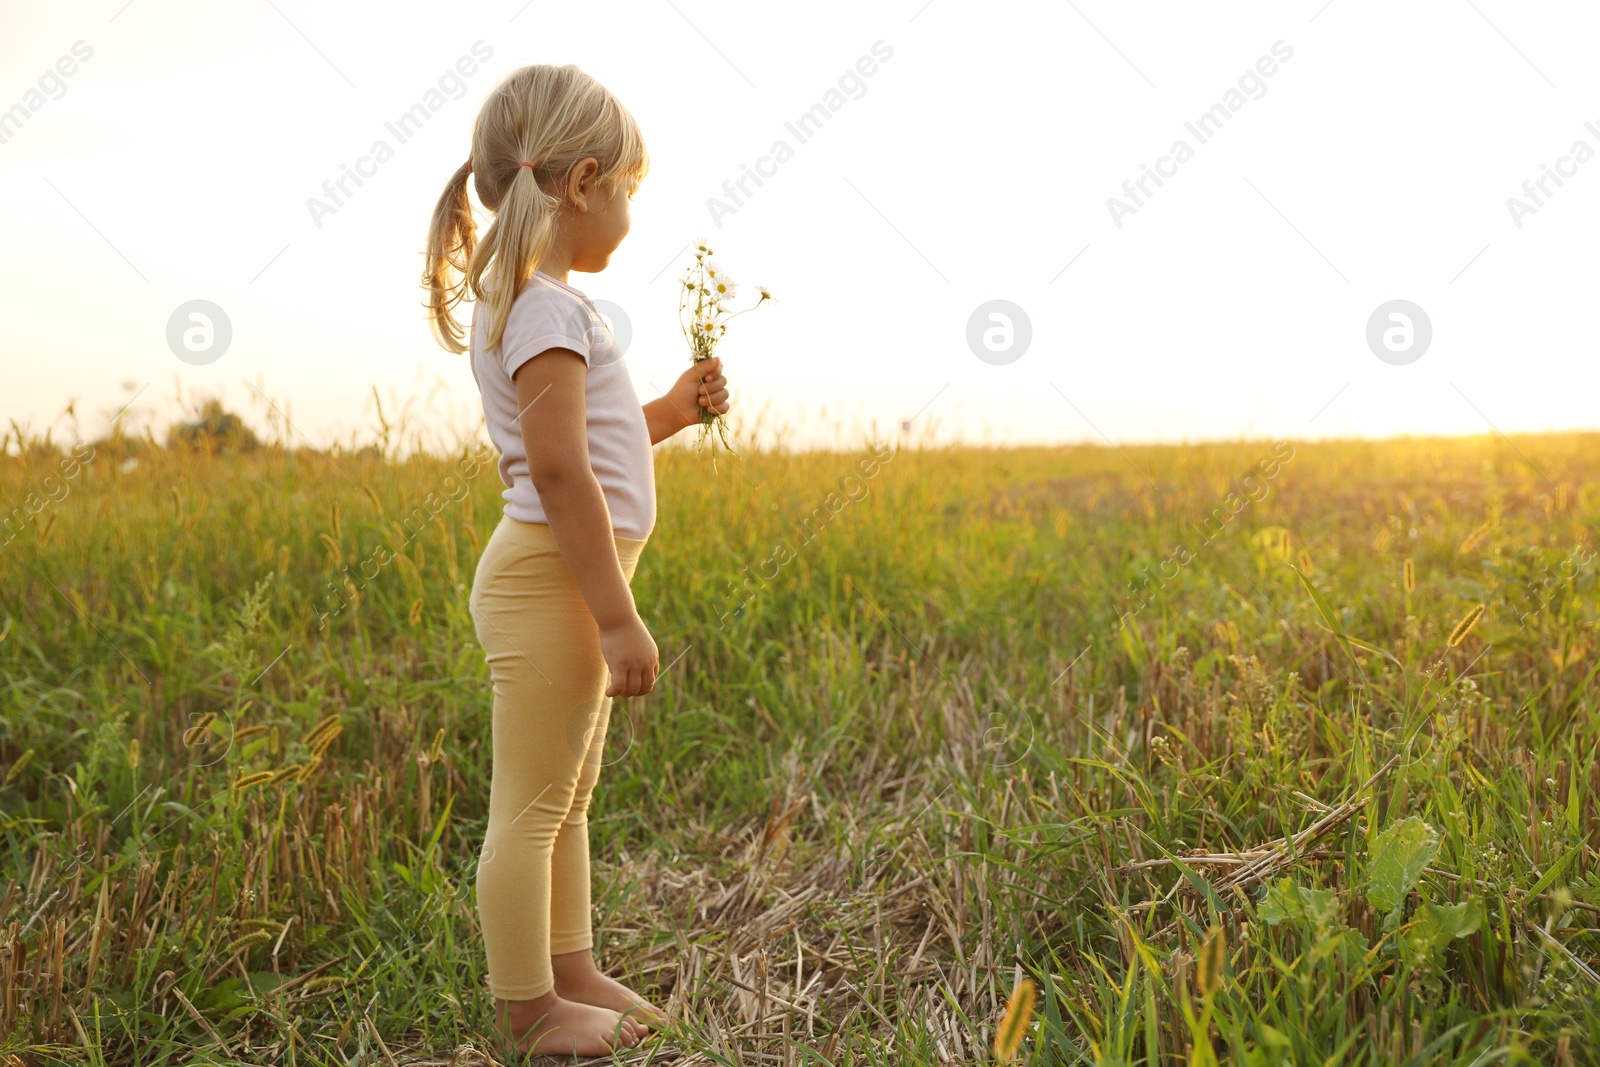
[2,412,1599,1065]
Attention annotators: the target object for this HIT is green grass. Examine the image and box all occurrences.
[1,413,1598,1065]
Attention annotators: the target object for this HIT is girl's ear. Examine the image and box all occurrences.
[564,157,603,212]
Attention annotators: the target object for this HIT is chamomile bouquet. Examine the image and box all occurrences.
[679,237,771,461]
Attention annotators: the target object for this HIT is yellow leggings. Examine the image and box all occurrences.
[468,515,649,1000]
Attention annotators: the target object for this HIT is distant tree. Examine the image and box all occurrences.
[166,398,261,453]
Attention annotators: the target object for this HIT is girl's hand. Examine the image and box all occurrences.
[599,613,659,697]
[671,357,730,430]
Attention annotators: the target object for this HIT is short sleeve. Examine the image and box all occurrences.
[497,282,597,378]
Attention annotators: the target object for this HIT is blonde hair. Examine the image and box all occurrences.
[422,64,648,356]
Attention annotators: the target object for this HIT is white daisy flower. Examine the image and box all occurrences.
[707,273,738,302]
[756,285,772,301]
[692,237,713,257]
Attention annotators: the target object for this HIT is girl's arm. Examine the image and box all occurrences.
[513,348,657,693]
[642,395,695,445]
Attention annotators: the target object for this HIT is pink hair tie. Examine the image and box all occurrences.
[461,160,535,173]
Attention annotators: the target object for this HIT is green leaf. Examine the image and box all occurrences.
[1404,899,1484,966]
[1289,563,1363,678]
[1365,817,1440,916]
[195,976,248,1011]
[1259,878,1339,927]
[1258,1023,1293,1048]
[1526,846,1575,899]
[246,971,291,994]
[423,793,456,858]
[1416,899,1483,949]
[1258,879,1298,925]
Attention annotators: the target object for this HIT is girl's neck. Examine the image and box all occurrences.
[535,256,572,284]
[534,267,584,295]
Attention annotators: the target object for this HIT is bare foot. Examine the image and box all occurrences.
[553,949,670,1031]
[492,989,646,1057]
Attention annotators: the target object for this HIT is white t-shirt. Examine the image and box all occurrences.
[469,270,656,540]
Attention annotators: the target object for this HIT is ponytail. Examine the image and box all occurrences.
[469,162,564,357]
[422,160,476,354]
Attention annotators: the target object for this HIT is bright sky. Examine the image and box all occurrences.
[3,0,1597,452]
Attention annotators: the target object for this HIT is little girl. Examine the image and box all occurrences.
[421,63,728,1057]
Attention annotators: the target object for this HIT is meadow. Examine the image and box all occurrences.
[1,406,1598,1065]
